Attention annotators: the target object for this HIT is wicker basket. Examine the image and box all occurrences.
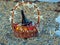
[12,23,38,38]
[11,2,40,38]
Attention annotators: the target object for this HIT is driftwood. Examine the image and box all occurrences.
[54,10,60,12]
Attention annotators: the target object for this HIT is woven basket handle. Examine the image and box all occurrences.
[10,2,41,25]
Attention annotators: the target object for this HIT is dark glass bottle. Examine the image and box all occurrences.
[21,10,31,26]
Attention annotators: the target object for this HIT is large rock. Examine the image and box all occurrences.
[55,30,60,36]
[55,15,60,23]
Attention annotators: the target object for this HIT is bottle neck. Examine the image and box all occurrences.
[21,10,26,19]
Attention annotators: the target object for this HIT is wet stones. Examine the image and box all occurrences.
[0,43,5,45]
